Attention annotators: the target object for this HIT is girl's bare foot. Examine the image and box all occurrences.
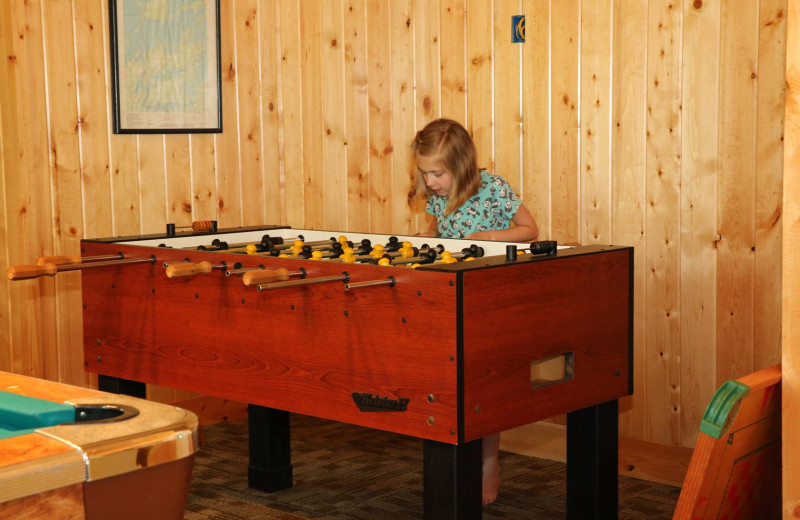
[482,457,500,505]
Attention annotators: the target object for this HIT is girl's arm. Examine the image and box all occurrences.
[415,218,439,237]
[464,204,539,242]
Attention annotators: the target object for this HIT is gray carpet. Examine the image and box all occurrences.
[184,414,680,519]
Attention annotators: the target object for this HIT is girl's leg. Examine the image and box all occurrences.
[482,433,501,504]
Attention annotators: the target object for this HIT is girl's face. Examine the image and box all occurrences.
[417,155,454,197]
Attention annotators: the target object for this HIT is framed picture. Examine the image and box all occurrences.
[108,0,222,134]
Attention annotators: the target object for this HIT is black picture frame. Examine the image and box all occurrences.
[108,0,222,134]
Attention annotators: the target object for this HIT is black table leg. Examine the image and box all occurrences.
[98,375,146,398]
[566,399,619,519]
[423,438,482,520]
[248,404,293,492]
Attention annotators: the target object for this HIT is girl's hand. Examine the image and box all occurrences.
[464,231,496,241]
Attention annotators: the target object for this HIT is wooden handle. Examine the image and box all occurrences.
[7,263,58,280]
[165,261,213,279]
[242,268,290,286]
[36,254,82,266]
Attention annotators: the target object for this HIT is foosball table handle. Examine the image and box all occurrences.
[165,261,214,279]
[7,263,58,280]
[242,268,290,286]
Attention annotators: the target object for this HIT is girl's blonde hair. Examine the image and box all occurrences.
[411,118,481,216]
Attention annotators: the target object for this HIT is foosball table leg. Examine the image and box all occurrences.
[247,404,293,492]
[422,437,482,520]
[566,399,619,519]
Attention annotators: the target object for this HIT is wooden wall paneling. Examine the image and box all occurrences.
[612,0,647,442]
[439,0,466,123]
[235,0,265,227]
[754,0,787,370]
[0,0,19,372]
[322,1,347,231]
[465,0,492,171]
[521,0,550,237]
[7,0,53,378]
[678,0,720,448]
[164,135,192,230]
[716,0,758,386]
[279,0,304,228]
[389,0,416,235]
[644,0,681,446]
[783,1,799,511]
[108,134,140,236]
[300,0,324,229]
[579,0,612,245]
[366,0,393,233]
[136,135,165,233]
[215,0,242,229]
[493,0,522,192]
[190,135,218,224]
[73,2,113,240]
[344,0,370,232]
[548,0,579,243]
[41,0,85,386]
[257,0,283,226]
[414,0,441,233]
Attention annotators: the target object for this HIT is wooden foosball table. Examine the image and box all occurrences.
[11,224,634,519]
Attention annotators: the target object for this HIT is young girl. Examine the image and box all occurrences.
[410,118,539,505]
[411,118,539,242]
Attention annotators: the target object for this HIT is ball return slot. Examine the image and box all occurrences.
[530,352,574,390]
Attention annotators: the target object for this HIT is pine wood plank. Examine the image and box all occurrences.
[7,0,53,378]
[215,0,242,228]
[466,0,492,171]
[0,0,16,372]
[41,0,85,386]
[322,1,347,231]
[390,0,415,235]
[782,1,800,513]
[73,1,113,240]
[279,0,304,228]
[754,0,787,370]
[366,0,392,233]
[300,0,324,229]
[521,0,550,237]
[717,0,757,385]
[235,0,265,227]
[440,0,466,123]
[190,134,218,223]
[679,0,720,449]
[137,135,166,233]
[165,135,193,231]
[258,0,283,225]
[344,0,370,232]
[549,0,579,243]
[579,0,612,245]
[493,0,522,193]
[612,0,647,442]
[644,0,682,446]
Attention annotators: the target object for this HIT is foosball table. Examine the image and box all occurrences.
[10,224,633,520]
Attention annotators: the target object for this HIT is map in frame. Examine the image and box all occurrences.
[109,0,222,133]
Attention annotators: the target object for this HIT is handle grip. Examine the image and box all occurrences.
[165,261,213,279]
[36,254,83,266]
[7,263,58,280]
[242,268,290,286]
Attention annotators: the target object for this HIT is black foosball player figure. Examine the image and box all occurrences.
[410,117,540,505]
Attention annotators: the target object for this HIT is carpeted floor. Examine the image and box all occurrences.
[184,414,680,520]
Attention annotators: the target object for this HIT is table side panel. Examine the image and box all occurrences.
[461,248,632,440]
[81,242,460,443]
